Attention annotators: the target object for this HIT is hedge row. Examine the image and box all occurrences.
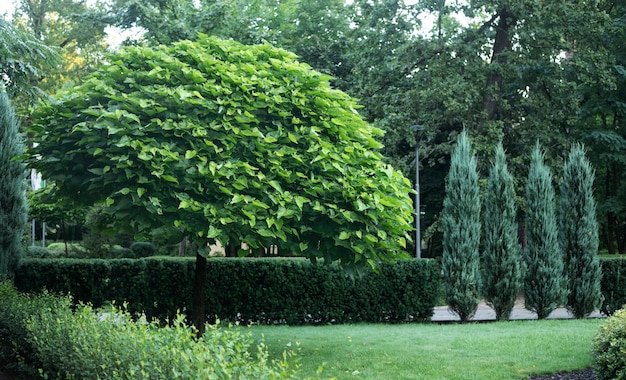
[14,257,441,324]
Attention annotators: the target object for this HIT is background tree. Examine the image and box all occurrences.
[0,89,28,279]
[28,35,414,334]
[559,144,602,318]
[10,0,110,96]
[441,131,481,322]
[0,18,60,100]
[482,142,523,321]
[523,143,566,319]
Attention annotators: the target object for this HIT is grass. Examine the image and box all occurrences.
[248,319,603,380]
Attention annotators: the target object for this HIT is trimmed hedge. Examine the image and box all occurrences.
[15,257,440,324]
[600,257,626,316]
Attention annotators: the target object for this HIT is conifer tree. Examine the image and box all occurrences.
[482,143,523,321]
[442,131,481,322]
[0,89,27,279]
[559,144,602,318]
[523,143,566,319]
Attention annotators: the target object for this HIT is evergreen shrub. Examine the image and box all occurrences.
[23,246,50,259]
[0,283,297,379]
[15,257,440,324]
[600,257,626,316]
[593,307,626,380]
[130,242,157,257]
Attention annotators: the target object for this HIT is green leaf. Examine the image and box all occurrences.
[339,231,351,240]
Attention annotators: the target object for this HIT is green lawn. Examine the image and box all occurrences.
[249,319,603,380]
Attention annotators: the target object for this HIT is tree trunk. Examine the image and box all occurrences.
[607,213,616,255]
[192,252,207,337]
[178,236,187,257]
[483,8,517,121]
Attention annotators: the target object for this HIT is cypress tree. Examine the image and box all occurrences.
[523,143,566,319]
[559,144,602,318]
[482,143,523,321]
[0,89,27,279]
[442,131,481,322]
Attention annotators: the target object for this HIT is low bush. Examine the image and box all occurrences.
[593,307,626,379]
[0,282,298,379]
[23,246,49,259]
[15,257,441,324]
[130,242,157,257]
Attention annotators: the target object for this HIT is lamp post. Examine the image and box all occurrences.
[411,125,423,259]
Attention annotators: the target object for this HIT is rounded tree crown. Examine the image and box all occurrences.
[29,35,414,270]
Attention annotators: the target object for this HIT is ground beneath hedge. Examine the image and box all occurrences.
[528,369,597,380]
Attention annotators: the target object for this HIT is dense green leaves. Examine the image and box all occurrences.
[0,19,60,100]
[28,35,414,271]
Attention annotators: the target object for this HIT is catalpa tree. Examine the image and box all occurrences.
[28,35,414,332]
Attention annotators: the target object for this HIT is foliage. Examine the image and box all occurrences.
[0,90,27,279]
[11,0,110,96]
[28,34,413,272]
[441,131,481,322]
[27,184,87,242]
[482,142,523,321]
[23,246,49,259]
[523,143,567,319]
[0,283,298,380]
[130,241,157,257]
[599,257,626,316]
[14,257,441,324]
[0,19,60,100]
[559,144,603,318]
[593,307,626,380]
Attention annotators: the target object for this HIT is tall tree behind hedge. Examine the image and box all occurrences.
[442,131,481,322]
[559,144,602,318]
[482,142,523,321]
[0,90,27,279]
[524,143,566,319]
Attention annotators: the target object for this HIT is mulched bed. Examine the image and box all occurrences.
[527,369,597,380]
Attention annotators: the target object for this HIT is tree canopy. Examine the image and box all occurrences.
[28,35,414,271]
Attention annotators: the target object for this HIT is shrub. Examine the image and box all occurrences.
[0,282,65,377]
[130,242,157,258]
[593,307,626,379]
[600,257,626,316]
[23,246,50,259]
[0,283,298,379]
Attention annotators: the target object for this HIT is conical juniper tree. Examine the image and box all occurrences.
[482,142,523,321]
[559,143,602,318]
[0,89,27,279]
[523,143,567,319]
[442,131,481,322]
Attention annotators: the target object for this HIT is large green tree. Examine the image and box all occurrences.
[441,131,481,322]
[0,89,28,279]
[559,144,602,318]
[28,35,414,333]
[523,143,566,319]
[482,142,523,321]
